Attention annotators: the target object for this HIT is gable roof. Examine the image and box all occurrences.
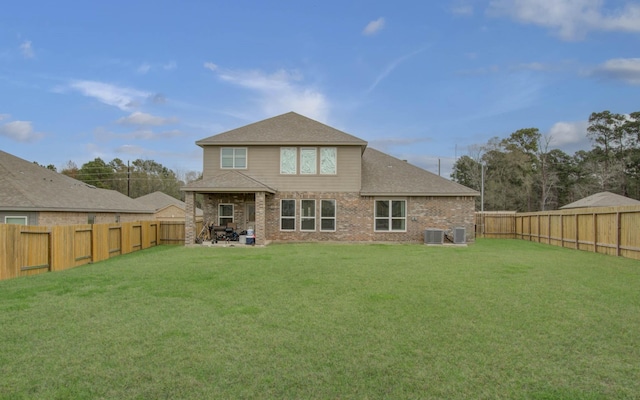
[196,112,368,148]
[182,170,277,193]
[134,191,203,216]
[360,148,479,196]
[0,150,153,214]
[560,191,640,209]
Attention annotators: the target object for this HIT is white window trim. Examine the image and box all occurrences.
[280,199,296,231]
[374,199,407,232]
[220,147,247,169]
[300,199,316,231]
[4,216,27,225]
[320,199,336,232]
[218,203,234,226]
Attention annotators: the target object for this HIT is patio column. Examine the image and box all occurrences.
[185,191,196,245]
[255,191,266,245]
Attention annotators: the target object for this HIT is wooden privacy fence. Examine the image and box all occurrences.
[0,221,160,281]
[159,221,203,245]
[476,205,640,260]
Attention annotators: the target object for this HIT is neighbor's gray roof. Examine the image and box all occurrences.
[196,112,368,147]
[0,150,153,213]
[134,191,203,216]
[360,148,480,196]
[182,170,277,193]
[560,191,640,209]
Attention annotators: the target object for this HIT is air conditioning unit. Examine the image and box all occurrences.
[454,227,466,244]
[424,229,444,244]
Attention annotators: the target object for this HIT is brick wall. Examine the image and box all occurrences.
[199,191,476,244]
[264,192,476,243]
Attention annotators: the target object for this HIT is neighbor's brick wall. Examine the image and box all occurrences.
[264,192,476,243]
[37,212,153,226]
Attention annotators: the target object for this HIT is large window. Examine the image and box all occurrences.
[280,147,337,175]
[300,148,317,174]
[320,147,337,174]
[280,148,297,174]
[5,216,27,225]
[374,199,406,231]
[221,148,247,169]
[280,199,296,230]
[320,200,336,231]
[301,199,316,231]
[219,204,234,226]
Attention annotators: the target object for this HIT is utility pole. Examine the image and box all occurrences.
[127,160,131,197]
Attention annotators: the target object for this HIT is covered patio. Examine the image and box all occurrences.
[182,171,276,245]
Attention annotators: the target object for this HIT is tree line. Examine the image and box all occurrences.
[43,158,201,201]
[451,110,640,212]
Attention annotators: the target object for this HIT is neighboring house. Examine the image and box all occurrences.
[181,112,479,245]
[134,191,203,221]
[560,191,640,209]
[0,150,154,225]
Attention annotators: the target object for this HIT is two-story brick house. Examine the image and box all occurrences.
[181,112,479,245]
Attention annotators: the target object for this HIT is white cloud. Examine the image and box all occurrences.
[163,61,177,70]
[137,63,151,74]
[0,120,44,142]
[488,0,640,40]
[129,129,184,140]
[206,64,329,122]
[367,48,426,94]
[68,80,151,110]
[452,3,474,16]
[204,62,218,71]
[19,40,34,59]
[362,17,385,36]
[116,144,147,156]
[0,113,11,121]
[594,58,640,84]
[548,120,590,152]
[116,111,178,126]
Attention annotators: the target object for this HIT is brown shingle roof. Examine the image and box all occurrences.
[134,191,203,216]
[560,191,640,209]
[182,170,277,193]
[0,150,153,213]
[360,148,479,196]
[196,112,368,147]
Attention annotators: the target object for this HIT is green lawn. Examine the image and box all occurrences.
[1,240,639,399]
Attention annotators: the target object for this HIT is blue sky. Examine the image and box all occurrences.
[1,0,639,179]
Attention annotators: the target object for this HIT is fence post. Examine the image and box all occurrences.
[616,212,621,257]
[593,213,597,253]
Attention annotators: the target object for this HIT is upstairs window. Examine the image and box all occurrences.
[280,148,297,174]
[320,147,337,174]
[300,148,317,174]
[221,148,247,169]
[374,199,406,232]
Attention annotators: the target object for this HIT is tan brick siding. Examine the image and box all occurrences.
[201,192,476,243]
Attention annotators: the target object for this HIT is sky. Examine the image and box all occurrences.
[1,0,640,180]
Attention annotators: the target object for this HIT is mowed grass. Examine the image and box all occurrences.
[1,240,639,399]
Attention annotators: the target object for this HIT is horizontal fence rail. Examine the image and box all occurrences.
[476,205,640,260]
[1,221,161,281]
